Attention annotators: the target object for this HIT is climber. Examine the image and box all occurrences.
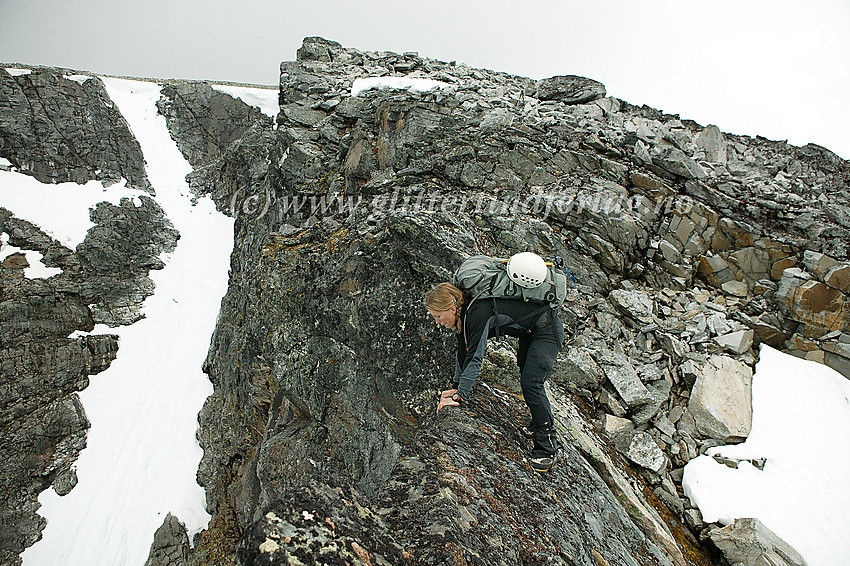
[424,275,565,473]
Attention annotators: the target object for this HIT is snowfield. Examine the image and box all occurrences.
[683,345,850,566]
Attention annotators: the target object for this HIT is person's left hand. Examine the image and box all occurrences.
[437,389,460,413]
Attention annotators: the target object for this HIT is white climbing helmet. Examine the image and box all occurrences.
[506,252,548,289]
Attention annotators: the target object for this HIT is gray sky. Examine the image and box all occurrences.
[2,0,849,159]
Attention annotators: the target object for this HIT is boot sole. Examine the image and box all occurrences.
[530,459,556,473]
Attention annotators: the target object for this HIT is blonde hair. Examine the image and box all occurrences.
[424,282,465,332]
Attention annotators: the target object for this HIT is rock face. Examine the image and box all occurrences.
[0,67,150,189]
[156,82,274,171]
[235,399,680,566]
[5,35,850,566]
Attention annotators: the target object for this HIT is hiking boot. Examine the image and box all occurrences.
[529,455,556,473]
[531,424,560,456]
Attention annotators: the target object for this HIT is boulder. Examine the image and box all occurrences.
[709,518,807,566]
[802,250,839,280]
[282,103,327,127]
[705,313,732,337]
[776,275,849,337]
[657,332,690,364]
[593,350,651,408]
[687,355,753,441]
[824,263,850,292]
[296,36,342,62]
[627,432,668,474]
[535,75,606,104]
[630,171,665,194]
[771,257,797,280]
[652,147,706,179]
[609,289,655,324]
[550,348,606,393]
[698,254,735,287]
[631,364,673,425]
[721,280,749,297]
[602,414,635,439]
[695,125,727,164]
[713,218,758,251]
[479,108,515,131]
[729,246,771,283]
[752,315,787,347]
[824,345,850,379]
[714,329,755,355]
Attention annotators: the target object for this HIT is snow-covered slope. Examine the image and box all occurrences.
[17,78,234,566]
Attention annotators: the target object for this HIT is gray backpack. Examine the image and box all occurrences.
[453,255,571,309]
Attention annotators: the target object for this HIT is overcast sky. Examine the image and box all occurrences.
[2,0,848,159]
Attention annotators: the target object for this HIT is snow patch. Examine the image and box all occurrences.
[351,76,455,96]
[0,233,63,278]
[65,74,93,85]
[0,170,146,250]
[5,67,31,76]
[683,345,850,566]
[211,84,279,118]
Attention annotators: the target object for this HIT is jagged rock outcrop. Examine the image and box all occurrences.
[145,513,191,566]
[0,67,150,190]
[156,82,274,171]
[536,74,607,105]
[156,81,277,218]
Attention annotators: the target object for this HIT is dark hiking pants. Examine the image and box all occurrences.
[517,314,564,457]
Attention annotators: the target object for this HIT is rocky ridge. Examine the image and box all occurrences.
[181,37,848,566]
[1,36,848,566]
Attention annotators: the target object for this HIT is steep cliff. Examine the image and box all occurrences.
[2,35,849,566]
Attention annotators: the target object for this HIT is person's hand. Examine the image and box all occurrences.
[437,389,460,413]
